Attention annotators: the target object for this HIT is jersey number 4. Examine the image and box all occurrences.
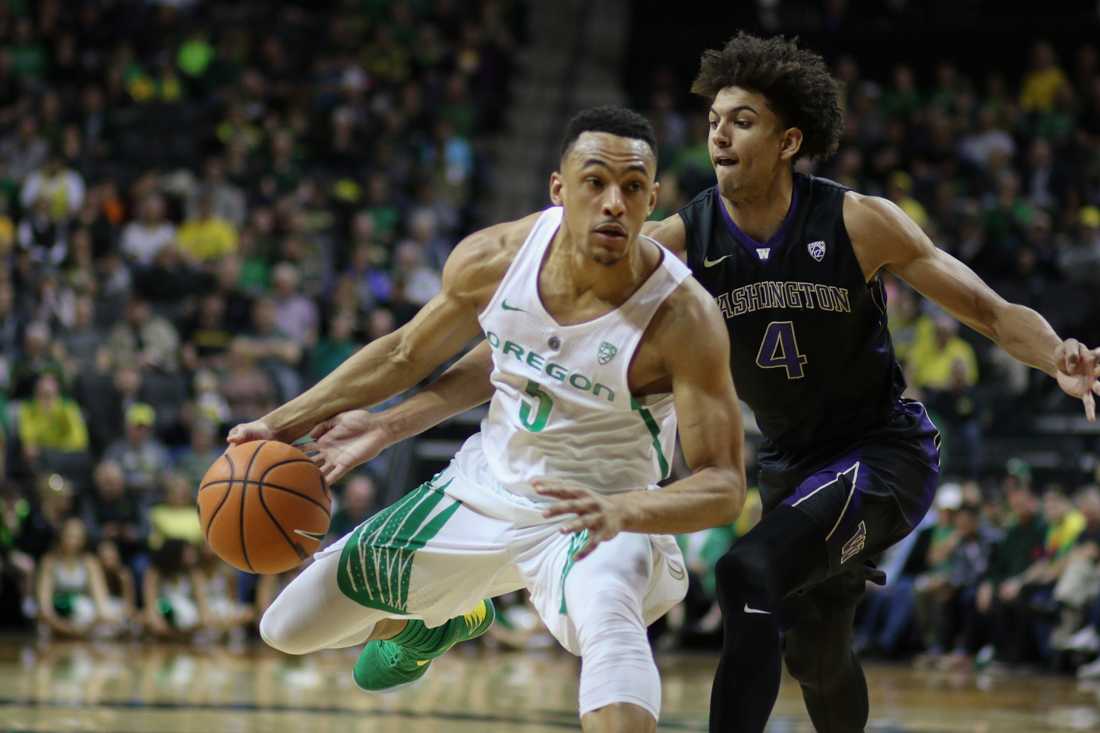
[519,379,554,432]
[756,321,808,379]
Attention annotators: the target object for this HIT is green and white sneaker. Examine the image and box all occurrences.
[353,598,495,692]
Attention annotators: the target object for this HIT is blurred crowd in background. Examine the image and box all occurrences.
[0,0,525,643]
[2,0,1100,681]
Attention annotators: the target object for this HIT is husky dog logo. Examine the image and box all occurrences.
[597,341,618,365]
[807,240,827,262]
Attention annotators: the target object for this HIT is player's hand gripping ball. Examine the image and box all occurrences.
[198,440,331,574]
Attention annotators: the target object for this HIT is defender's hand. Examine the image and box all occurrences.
[1054,339,1100,421]
[308,409,393,484]
[535,480,625,561]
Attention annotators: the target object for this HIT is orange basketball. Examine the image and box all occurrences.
[197,440,331,574]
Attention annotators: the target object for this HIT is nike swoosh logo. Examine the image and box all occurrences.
[501,300,526,312]
[743,603,771,615]
[293,529,327,543]
[415,659,430,667]
[703,254,732,268]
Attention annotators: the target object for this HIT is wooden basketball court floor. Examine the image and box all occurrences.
[1,638,1098,732]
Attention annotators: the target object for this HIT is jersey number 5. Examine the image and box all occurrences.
[756,321,808,379]
[518,379,554,432]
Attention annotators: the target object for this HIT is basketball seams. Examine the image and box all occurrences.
[200,479,331,517]
[203,453,236,540]
[256,486,310,564]
[238,441,267,573]
[253,449,328,569]
[258,456,331,504]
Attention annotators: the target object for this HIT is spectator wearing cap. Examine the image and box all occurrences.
[103,403,171,500]
[926,502,995,670]
[905,484,962,650]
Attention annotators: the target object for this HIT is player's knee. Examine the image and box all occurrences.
[572,582,645,652]
[259,605,315,655]
[576,623,659,719]
[715,548,771,604]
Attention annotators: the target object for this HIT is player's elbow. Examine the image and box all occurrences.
[387,330,415,370]
[711,468,747,525]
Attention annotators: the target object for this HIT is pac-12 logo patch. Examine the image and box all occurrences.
[597,341,618,365]
[840,520,867,565]
[807,240,826,262]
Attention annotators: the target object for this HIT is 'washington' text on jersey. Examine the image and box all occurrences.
[677,175,917,500]
[715,280,852,319]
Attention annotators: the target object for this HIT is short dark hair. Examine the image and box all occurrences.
[559,106,657,162]
[691,32,843,162]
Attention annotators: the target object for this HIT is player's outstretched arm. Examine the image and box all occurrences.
[308,342,496,484]
[845,192,1100,421]
[229,226,511,445]
[537,279,747,558]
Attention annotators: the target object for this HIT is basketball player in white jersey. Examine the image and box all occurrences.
[228,107,748,733]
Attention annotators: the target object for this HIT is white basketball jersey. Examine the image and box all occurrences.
[450,206,691,510]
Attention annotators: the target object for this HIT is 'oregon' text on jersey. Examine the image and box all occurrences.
[484,330,617,403]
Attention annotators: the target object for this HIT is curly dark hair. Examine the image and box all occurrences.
[559,106,657,162]
[691,32,843,162]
